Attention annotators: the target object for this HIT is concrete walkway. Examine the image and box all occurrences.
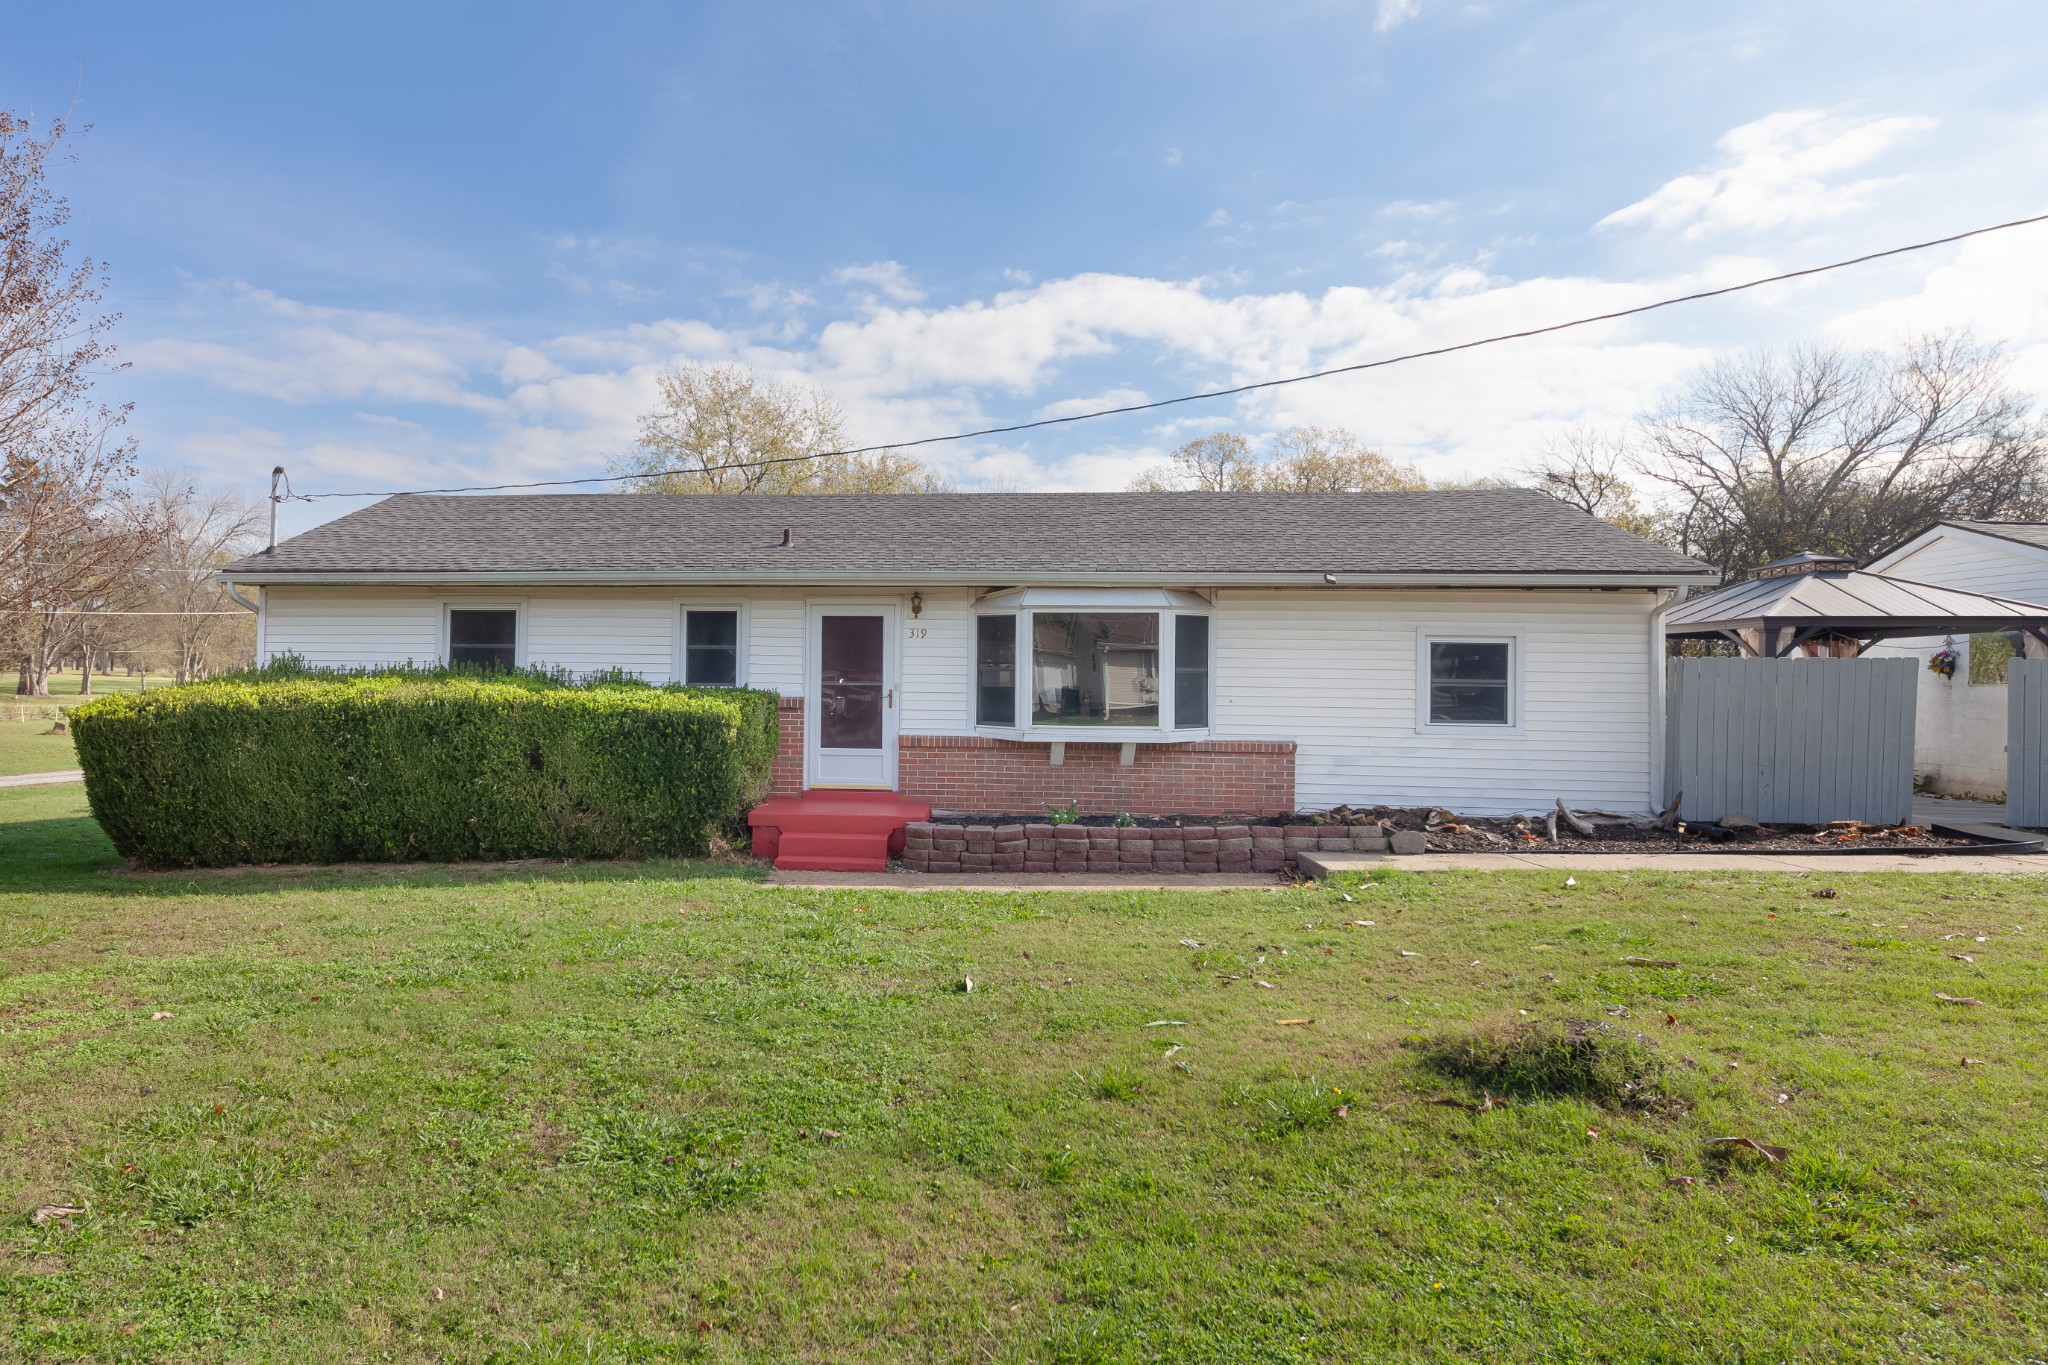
[765,850,2047,889]
[765,869,1277,890]
[0,769,83,788]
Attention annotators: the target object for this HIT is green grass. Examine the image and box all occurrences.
[2,785,2046,1362]
[0,720,78,776]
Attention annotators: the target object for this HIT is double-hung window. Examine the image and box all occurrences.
[447,607,519,670]
[683,609,741,686]
[1425,637,1514,726]
[974,596,1211,733]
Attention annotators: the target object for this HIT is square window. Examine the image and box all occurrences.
[448,609,517,670]
[685,610,740,687]
[1428,640,1510,725]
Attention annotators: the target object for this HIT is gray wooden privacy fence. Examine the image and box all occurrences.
[1664,657,1918,825]
[2007,659,2048,828]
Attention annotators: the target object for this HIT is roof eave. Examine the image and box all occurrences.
[218,568,1714,590]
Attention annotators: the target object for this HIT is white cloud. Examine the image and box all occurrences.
[1034,388,1150,421]
[1600,109,1936,239]
[1164,147,1183,168]
[829,260,926,303]
[128,286,501,412]
[1375,0,1422,31]
[1380,198,1450,219]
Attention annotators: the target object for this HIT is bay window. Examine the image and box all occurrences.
[975,614,1017,725]
[973,591,1210,734]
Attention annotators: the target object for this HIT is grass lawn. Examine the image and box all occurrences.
[2,786,2045,1362]
[0,721,77,776]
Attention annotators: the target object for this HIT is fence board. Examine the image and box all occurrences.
[2009,660,2048,828]
[1664,658,1916,824]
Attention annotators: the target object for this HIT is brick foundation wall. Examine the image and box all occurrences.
[901,820,1406,875]
[896,734,1295,817]
[770,697,805,797]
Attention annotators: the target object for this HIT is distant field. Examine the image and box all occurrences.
[0,719,77,775]
[19,671,164,699]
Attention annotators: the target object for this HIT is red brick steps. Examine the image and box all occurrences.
[746,790,933,872]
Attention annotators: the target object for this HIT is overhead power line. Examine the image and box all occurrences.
[283,210,2048,503]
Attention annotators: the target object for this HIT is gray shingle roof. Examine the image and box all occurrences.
[223,490,1712,583]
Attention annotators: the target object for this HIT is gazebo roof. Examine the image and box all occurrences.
[1665,550,2048,655]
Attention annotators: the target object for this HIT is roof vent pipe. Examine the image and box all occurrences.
[780,528,794,547]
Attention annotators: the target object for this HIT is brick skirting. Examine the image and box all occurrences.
[766,706,1296,817]
[902,820,1395,875]
[897,734,1294,817]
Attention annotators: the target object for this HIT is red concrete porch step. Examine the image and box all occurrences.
[746,790,933,872]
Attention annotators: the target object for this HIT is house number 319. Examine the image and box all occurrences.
[905,626,928,639]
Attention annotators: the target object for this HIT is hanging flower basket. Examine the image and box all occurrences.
[1928,647,1958,678]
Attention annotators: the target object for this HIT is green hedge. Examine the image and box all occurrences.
[70,670,779,867]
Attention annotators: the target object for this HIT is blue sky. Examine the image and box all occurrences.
[9,0,2048,536]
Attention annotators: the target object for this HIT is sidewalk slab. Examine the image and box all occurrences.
[764,869,1276,891]
[0,769,83,788]
[1378,852,2047,874]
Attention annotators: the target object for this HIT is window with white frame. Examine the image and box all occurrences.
[974,596,1211,733]
[1425,637,1513,726]
[683,608,742,686]
[447,607,519,670]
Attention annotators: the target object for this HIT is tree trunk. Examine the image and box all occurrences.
[78,647,91,697]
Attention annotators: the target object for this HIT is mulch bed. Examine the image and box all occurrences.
[929,804,1988,853]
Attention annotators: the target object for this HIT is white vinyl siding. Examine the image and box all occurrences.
[898,589,972,734]
[1212,589,1657,814]
[525,598,673,679]
[746,595,806,696]
[261,592,440,669]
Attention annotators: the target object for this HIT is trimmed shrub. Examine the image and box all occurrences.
[71,669,778,867]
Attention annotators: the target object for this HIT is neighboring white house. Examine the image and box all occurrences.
[220,490,1714,817]
[1865,521,2048,797]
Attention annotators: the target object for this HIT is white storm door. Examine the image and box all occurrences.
[807,604,899,788]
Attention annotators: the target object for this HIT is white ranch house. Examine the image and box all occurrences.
[221,490,1714,818]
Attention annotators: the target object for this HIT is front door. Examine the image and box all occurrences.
[807,604,897,788]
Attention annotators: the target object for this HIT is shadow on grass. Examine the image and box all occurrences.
[0,796,767,899]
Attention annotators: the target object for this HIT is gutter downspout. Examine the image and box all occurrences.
[223,581,259,614]
[1647,587,1681,814]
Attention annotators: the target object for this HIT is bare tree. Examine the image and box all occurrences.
[0,105,166,693]
[131,466,264,681]
[611,362,948,494]
[1127,432,1258,491]
[1523,422,1658,537]
[1128,426,1427,492]
[2,417,161,694]
[1637,332,2046,580]
[1,110,118,486]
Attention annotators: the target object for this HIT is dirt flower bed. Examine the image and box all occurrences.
[1365,805,1979,854]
